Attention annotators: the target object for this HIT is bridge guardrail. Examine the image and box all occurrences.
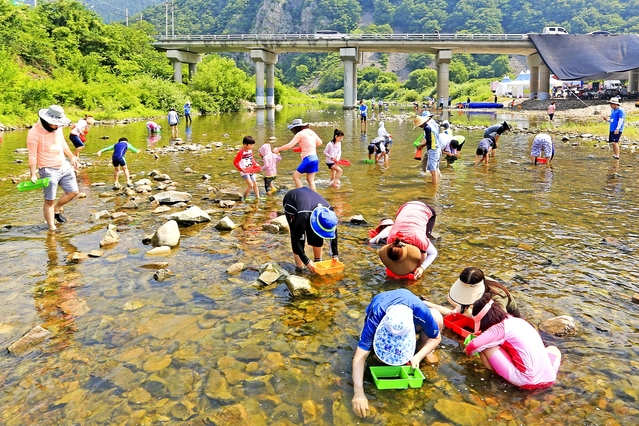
[154,33,530,42]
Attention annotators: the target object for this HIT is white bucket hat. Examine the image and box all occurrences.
[38,105,71,126]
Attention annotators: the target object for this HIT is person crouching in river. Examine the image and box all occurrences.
[378,201,437,280]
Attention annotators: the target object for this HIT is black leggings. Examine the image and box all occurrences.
[426,205,436,240]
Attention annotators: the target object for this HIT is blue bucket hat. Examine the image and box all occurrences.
[373,304,416,366]
[310,205,337,239]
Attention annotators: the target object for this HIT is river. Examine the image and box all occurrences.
[0,106,637,425]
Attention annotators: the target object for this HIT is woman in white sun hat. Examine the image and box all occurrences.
[424,266,521,317]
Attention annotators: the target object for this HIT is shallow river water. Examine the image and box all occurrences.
[0,106,638,425]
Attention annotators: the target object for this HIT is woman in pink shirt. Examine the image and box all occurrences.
[273,119,322,191]
[465,294,562,389]
[547,101,556,121]
[378,201,438,279]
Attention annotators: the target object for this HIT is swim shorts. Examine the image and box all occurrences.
[240,173,257,182]
[531,134,553,158]
[326,162,336,169]
[112,157,126,167]
[426,148,441,171]
[297,155,319,174]
[69,134,84,148]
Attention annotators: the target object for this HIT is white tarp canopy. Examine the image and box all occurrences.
[495,71,562,97]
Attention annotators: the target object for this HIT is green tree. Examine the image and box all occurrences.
[404,69,437,91]
[190,54,253,112]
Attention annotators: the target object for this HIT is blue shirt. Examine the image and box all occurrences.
[359,104,367,116]
[610,107,625,132]
[184,103,191,115]
[358,289,439,352]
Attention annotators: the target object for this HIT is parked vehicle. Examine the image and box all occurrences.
[588,31,612,35]
[542,27,569,35]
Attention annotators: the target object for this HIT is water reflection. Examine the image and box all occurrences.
[0,108,638,424]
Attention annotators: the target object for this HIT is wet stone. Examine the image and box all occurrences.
[204,369,234,402]
[270,340,291,354]
[235,344,263,362]
[227,262,245,275]
[7,325,53,354]
[225,320,250,336]
[146,246,171,256]
[123,300,144,311]
[434,399,488,426]
[128,387,152,405]
[540,315,577,336]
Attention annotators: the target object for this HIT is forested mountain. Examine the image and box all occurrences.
[138,0,639,36]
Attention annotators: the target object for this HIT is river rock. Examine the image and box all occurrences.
[111,212,128,219]
[150,220,180,247]
[68,252,89,262]
[167,205,211,224]
[7,325,53,354]
[219,200,235,208]
[142,355,172,372]
[183,167,194,173]
[302,400,322,424]
[434,399,488,426]
[123,300,144,311]
[153,268,173,281]
[270,215,289,233]
[146,246,171,255]
[227,263,245,275]
[121,200,138,209]
[204,370,234,402]
[206,404,250,426]
[236,344,263,362]
[540,315,577,336]
[153,206,171,214]
[219,190,243,201]
[136,185,152,193]
[258,263,287,285]
[149,191,192,205]
[135,178,152,186]
[100,224,120,247]
[285,275,317,297]
[153,173,171,181]
[88,250,104,258]
[89,210,111,222]
[262,223,280,234]
[215,216,236,231]
[346,214,367,224]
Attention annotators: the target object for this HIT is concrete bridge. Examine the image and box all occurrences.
[154,33,550,108]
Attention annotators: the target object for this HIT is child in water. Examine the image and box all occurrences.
[233,136,261,200]
[324,129,344,187]
[96,137,139,189]
[259,136,282,195]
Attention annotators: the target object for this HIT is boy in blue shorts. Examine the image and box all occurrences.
[97,137,139,189]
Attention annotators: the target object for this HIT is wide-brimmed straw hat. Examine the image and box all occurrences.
[310,206,337,239]
[609,97,621,105]
[38,105,71,126]
[448,278,486,306]
[287,118,309,129]
[379,242,422,276]
[373,304,416,366]
[412,114,431,130]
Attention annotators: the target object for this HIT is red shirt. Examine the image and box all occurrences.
[387,201,433,252]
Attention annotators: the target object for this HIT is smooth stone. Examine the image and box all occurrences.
[128,387,152,404]
[167,205,211,224]
[58,298,91,316]
[204,370,234,402]
[225,320,250,336]
[111,212,128,219]
[539,315,577,336]
[347,214,367,224]
[142,355,172,372]
[153,206,172,214]
[139,262,169,269]
[149,190,191,204]
[262,223,280,233]
[285,275,317,297]
[235,344,263,362]
[150,220,180,247]
[121,201,138,209]
[219,190,243,201]
[89,210,111,222]
[434,399,488,426]
[7,325,53,354]
[215,216,236,231]
[270,215,290,233]
[153,268,173,282]
[227,262,245,274]
[123,300,144,311]
[100,224,119,247]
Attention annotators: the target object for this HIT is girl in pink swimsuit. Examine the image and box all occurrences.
[465,294,562,389]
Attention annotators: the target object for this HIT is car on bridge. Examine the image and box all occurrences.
[314,30,347,40]
[588,31,613,35]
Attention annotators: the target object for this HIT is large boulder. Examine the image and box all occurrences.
[150,220,180,247]
[149,191,192,205]
[167,206,211,224]
[285,275,317,297]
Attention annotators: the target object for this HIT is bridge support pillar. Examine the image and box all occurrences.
[436,50,452,108]
[526,54,544,99]
[539,64,550,100]
[166,50,202,83]
[628,69,639,93]
[251,50,278,109]
[340,48,359,109]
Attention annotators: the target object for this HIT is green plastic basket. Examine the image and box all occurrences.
[363,159,376,164]
[370,366,425,390]
[17,177,51,192]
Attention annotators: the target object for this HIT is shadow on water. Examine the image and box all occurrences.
[0,107,638,424]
